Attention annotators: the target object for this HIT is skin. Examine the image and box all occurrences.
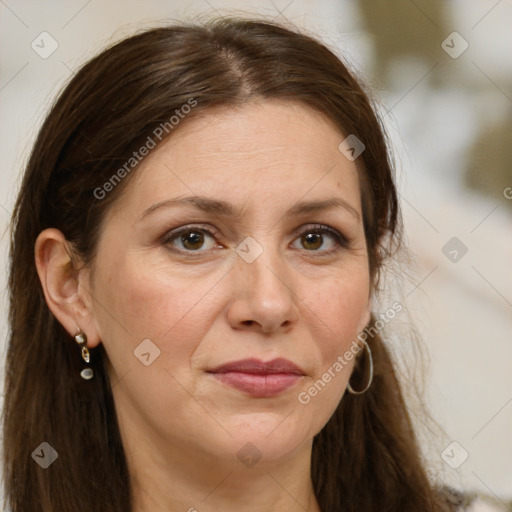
[35,99,372,512]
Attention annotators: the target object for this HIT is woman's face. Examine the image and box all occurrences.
[83,99,371,468]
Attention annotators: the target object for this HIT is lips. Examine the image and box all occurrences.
[209,357,305,375]
[208,358,305,397]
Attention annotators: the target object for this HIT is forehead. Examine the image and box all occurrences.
[165,99,346,159]
[108,99,362,219]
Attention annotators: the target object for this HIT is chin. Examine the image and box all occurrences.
[217,416,312,462]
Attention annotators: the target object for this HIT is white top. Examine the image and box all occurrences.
[440,486,511,511]
[464,498,510,511]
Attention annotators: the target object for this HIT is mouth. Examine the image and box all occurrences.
[207,358,305,397]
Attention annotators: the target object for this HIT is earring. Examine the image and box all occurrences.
[74,329,94,380]
[347,340,373,394]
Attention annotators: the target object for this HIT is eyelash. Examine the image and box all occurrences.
[161,224,350,258]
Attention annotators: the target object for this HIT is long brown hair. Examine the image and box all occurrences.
[3,16,452,512]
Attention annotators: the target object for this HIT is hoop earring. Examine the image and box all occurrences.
[74,329,94,380]
[347,340,373,394]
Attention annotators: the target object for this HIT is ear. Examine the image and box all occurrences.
[362,307,371,331]
[357,303,371,334]
[34,228,102,349]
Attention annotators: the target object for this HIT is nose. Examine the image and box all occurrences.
[226,242,300,334]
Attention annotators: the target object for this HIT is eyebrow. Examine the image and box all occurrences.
[138,195,360,222]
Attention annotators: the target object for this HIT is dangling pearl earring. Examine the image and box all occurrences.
[74,329,94,380]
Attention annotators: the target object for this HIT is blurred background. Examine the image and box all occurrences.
[1,0,511,505]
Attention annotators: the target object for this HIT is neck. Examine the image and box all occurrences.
[121,420,322,512]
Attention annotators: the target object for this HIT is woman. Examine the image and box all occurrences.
[3,16,508,512]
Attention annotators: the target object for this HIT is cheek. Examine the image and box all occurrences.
[91,256,226,429]
[93,255,224,372]
[305,267,370,342]
[297,268,370,412]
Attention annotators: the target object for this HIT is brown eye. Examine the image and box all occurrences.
[301,232,324,251]
[181,231,206,250]
[292,225,349,255]
[163,227,219,252]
